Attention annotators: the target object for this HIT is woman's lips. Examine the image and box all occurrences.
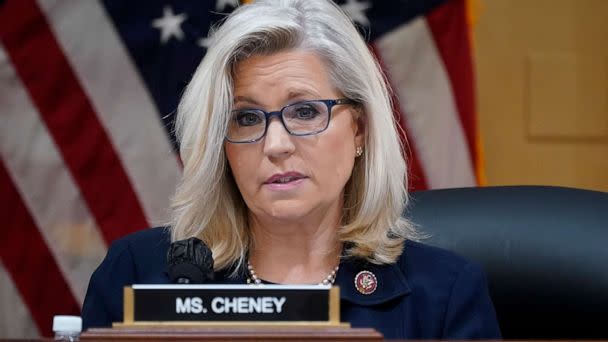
[264,172,305,184]
[263,177,307,191]
[263,172,307,191]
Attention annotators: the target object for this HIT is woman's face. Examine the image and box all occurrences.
[225,50,364,224]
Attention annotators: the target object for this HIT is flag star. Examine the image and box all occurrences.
[216,0,240,11]
[341,0,372,27]
[152,5,188,44]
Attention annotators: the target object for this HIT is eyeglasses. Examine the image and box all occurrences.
[225,98,357,144]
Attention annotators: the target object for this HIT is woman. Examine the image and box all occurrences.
[82,0,501,339]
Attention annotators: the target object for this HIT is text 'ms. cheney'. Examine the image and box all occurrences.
[175,296,287,314]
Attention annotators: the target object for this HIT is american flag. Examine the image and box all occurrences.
[0,0,480,337]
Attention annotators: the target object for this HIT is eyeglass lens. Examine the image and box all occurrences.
[227,100,330,143]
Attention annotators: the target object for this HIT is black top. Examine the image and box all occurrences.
[82,227,501,339]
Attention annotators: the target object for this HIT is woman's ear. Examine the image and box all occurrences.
[353,108,366,148]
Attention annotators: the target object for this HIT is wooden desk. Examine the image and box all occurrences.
[80,325,383,341]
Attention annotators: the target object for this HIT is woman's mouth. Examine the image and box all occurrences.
[270,176,302,184]
[265,172,305,183]
[264,172,307,190]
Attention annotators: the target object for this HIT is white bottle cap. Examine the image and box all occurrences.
[52,315,82,333]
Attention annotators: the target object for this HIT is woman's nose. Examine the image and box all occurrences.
[263,117,295,158]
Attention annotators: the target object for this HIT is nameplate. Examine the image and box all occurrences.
[119,284,342,327]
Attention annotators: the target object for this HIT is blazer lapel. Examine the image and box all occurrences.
[336,258,411,306]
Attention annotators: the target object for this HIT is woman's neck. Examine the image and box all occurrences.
[247,205,343,284]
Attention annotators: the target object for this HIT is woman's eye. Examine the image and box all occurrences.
[293,105,320,120]
[235,111,263,126]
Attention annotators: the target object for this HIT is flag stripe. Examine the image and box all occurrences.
[0,263,40,339]
[0,42,107,306]
[0,0,149,244]
[375,16,476,188]
[426,0,479,178]
[37,0,181,225]
[0,162,81,337]
[370,44,429,191]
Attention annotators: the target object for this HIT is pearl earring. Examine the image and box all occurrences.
[356,146,363,157]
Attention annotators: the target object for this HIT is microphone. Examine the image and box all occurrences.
[167,237,214,284]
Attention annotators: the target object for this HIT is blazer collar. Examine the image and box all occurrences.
[206,258,412,305]
[335,258,412,306]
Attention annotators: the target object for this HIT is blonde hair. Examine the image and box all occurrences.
[171,0,420,273]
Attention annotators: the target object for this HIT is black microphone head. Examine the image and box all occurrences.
[167,237,214,284]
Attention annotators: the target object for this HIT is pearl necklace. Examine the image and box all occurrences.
[246,260,339,286]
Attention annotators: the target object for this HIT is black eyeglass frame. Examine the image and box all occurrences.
[225,98,358,144]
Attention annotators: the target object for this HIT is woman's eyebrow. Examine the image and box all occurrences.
[233,89,321,107]
[286,89,320,100]
[233,95,261,106]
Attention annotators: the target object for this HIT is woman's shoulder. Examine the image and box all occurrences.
[400,239,484,277]
[396,240,500,338]
[395,239,491,302]
[97,227,171,282]
[82,227,171,328]
[105,226,170,257]
[110,226,170,248]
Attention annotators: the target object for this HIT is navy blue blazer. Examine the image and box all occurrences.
[82,227,501,339]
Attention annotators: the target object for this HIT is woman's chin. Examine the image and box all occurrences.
[256,200,317,222]
[267,207,312,222]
